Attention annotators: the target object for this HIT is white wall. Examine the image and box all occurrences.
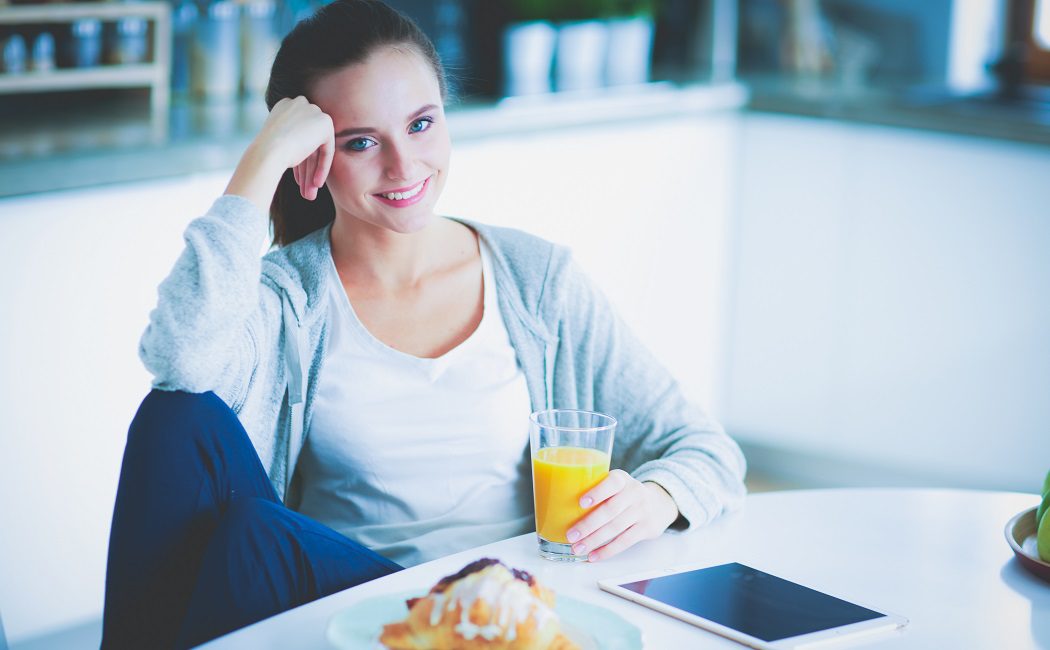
[725,113,1050,492]
[0,172,230,645]
[0,114,736,644]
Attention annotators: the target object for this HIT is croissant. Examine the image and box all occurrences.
[379,558,580,650]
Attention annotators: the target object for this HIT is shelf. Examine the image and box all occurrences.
[0,2,169,23]
[0,64,160,93]
[0,2,171,129]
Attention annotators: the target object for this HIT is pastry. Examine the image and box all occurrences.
[379,558,579,649]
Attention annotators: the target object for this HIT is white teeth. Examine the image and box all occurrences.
[381,180,424,201]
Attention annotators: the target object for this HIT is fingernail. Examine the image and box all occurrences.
[574,544,587,555]
[567,530,580,543]
[588,552,599,562]
[580,497,593,508]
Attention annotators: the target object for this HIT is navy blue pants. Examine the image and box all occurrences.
[101,390,402,649]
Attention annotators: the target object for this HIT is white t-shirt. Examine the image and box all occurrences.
[296,240,535,567]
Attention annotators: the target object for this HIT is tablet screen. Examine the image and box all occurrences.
[618,562,887,642]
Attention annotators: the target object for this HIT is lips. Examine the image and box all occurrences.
[373,177,430,207]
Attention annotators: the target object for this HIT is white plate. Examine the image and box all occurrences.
[327,590,643,649]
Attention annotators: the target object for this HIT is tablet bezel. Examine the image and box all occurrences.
[597,562,908,650]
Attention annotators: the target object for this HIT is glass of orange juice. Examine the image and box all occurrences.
[530,409,616,562]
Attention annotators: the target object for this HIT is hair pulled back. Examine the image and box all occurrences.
[265,0,447,246]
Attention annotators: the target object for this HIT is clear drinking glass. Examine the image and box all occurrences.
[530,409,616,562]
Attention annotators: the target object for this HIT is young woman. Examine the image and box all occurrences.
[101,1,746,647]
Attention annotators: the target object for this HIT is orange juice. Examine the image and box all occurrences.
[532,446,610,543]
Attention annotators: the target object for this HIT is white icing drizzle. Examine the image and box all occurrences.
[425,565,556,642]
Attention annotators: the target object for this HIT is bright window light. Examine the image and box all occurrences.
[1037,0,1050,49]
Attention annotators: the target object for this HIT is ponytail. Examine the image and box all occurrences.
[270,170,335,247]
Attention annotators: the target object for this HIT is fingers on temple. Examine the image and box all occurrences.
[304,153,318,200]
[315,137,335,189]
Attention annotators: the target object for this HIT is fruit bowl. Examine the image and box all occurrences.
[1005,506,1050,584]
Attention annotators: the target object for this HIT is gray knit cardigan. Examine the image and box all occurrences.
[140,195,746,528]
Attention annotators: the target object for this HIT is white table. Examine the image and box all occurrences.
[199,489,1049,649]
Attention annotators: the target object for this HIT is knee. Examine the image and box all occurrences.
[127,389,237,450]
[135,388,231,422]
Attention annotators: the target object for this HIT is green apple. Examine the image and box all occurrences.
[1038,490,1050,529]
[1039,499,1050,562]
[1044,469,1050,496]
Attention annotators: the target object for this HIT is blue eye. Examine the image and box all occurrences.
[409,117,433,134]
[345,138,375,152]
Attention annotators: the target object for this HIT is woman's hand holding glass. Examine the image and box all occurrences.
[226,96,336,210]
[566,470,679,562]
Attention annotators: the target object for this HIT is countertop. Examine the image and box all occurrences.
[745,77,1050,148]
[0,82,748,199]
[4,77,1049,200]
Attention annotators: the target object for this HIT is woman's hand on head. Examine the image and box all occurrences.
[257,96,336,201]
[226,96,336,210]
[565,470,680,562]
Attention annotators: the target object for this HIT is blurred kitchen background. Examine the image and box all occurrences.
[1,0,1049,647]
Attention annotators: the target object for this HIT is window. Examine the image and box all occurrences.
[1037,0,1050,49]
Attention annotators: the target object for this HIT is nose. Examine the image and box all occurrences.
[383,139,415,182]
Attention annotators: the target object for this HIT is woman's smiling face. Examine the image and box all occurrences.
[309,45,450,234]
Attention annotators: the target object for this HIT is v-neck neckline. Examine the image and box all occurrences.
[326,238,493,376]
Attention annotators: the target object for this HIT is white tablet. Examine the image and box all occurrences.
[598,562,908,649]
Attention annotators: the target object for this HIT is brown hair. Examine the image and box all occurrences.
[264,0,448,247]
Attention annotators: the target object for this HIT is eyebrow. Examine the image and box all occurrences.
[334,104,439,138]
